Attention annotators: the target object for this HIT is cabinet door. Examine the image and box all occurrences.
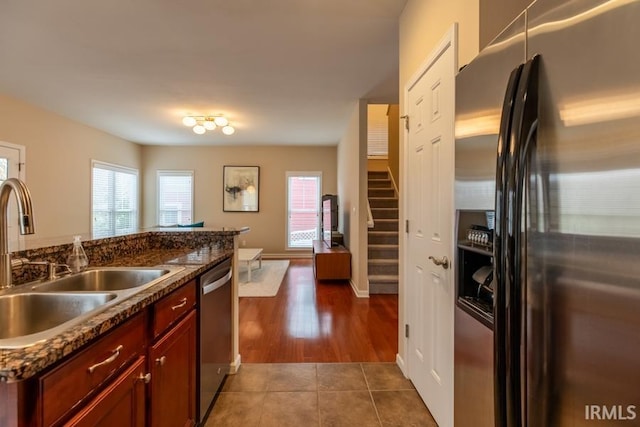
[149,310,197,427]
[64,356,147,427]
[41,313,146,427]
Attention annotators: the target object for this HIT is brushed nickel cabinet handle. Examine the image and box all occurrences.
[137,373,151,383]
[156,356,167,366]
[88,345,124,373]
[171,298,188,311]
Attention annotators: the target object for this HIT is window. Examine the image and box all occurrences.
[367,104,389,157]
[286,172,322,249]
[157,170,194,226]
[92,161,138,238]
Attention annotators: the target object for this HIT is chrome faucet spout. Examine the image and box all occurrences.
[0,178,35,289]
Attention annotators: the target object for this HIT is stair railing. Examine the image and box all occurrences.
[367,200,374,228]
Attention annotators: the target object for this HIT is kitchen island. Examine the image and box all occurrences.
[0,227,247,426]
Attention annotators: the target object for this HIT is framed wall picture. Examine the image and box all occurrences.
[223,166,260,212]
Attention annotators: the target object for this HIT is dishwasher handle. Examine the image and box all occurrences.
[202,268,232,295]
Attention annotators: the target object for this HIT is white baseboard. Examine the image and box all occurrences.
[262,253,312,259]
[229,353,242,374]
[350,279,369,298]
[396,353,407,377]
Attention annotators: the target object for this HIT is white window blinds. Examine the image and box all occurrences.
[157,171,194,226]
[368,104,389,157]
[92,161,138,238]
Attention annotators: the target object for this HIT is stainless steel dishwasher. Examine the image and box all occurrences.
[198,257,232,425]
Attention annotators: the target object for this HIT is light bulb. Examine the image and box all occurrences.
[222,125,235,135]
[214,116,228,127]
[193,125,206,135]
[203,119,216,130]
[182,116,197,127]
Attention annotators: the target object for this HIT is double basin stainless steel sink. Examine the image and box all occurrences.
[0,267,183,349]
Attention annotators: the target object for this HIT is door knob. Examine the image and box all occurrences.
[428,256,449,270]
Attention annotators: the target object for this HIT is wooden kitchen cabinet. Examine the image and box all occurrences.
[148,310,197,427]
[63,356,147,427]
[3,278,199,427]
[40,312,147,427]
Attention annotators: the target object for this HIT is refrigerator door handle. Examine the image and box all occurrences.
[493,63,523,427]
[505,54,540,427]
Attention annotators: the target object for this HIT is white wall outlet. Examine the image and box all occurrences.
[241,240,246,247]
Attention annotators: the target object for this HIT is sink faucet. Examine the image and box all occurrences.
[0,178,35,289]
[23,260,72,280]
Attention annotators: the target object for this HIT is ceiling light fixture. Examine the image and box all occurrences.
[182,115,235,135]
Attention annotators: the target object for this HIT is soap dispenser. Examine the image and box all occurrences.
[67,235,88,273]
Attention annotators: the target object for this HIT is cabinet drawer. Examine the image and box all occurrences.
[40,312,146,427]
[63,356,147,427]
[152,280,196,338]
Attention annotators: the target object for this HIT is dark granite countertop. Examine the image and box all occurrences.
[0,246,234,382]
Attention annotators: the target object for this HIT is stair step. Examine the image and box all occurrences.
[368,231,399,245]
[371,207,398,219]
[368,274,399,284]
[368,244,399,259]
[368,179,392,189]
[368,259,399,275]
[368,171,389,179]
[368,274,399,295]
[371,219,398,231]
[369,282,399,294]
[369,197,398,208]
[368,188,395,198]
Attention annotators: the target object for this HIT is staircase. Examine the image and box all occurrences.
[367,170,399,294]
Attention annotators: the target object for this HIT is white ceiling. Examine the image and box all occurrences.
[0,0,407,146]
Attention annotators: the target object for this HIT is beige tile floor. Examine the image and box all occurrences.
[205,363,438,426]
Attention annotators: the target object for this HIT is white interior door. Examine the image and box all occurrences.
[404,26,456,427]
[0,142,26,251]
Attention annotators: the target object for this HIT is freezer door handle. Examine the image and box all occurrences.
[503,54,540,427]
[493,63,523,427]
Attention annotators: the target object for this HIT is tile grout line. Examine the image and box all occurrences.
[255,364,273,426]
[360,363,384,426]
[315,363,322,427]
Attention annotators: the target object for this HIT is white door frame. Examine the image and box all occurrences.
[0,141,26,181]
[0,141,27,251]
[398,23,458,426]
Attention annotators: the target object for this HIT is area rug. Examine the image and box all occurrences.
[238,260,290,297]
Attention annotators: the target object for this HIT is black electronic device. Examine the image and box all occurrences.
[321,194,338,248]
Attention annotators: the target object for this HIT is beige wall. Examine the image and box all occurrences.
[400,0,479,85]
[398,0,479,366]
[480,0,530,48]
[141,145,337,256]
[0,94,141,248]
[367,159,388,172]
[337,100,368,296]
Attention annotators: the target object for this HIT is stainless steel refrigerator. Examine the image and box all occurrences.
[454,0,640,425]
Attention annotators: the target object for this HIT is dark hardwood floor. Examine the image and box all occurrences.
[239,259,399,363]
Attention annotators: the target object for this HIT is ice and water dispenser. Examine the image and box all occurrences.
[456,210,495,327]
